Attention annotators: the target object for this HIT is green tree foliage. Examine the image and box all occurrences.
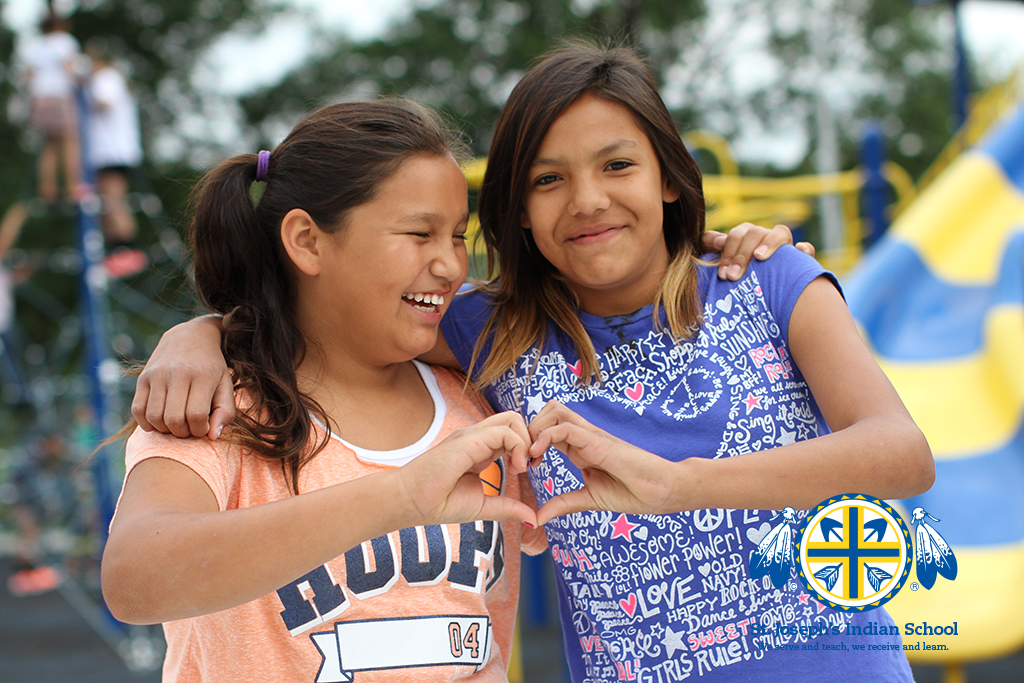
[239,0,705,155]
[758,0,953,179]
[0,0,286,384]
[237,0,954,183]
[0,15,34,213]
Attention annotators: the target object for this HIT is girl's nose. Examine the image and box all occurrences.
[567,175,611,216]
[430,239,466,281]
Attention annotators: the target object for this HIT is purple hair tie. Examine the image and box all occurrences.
[256,150,271,181]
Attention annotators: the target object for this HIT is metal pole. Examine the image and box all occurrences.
[812,0,845,256]
[860,121,888,247]
[74,84,122,622]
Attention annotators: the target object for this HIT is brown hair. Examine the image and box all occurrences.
[471,40,707,388]
[191,100,459,492]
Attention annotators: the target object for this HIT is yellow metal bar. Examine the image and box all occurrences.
[703,170,862,198]
[683,130,740,176]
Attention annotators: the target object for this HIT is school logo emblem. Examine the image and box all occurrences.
[794,494,913,612]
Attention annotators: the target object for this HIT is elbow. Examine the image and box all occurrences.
[100,548,162,625]
[892,421,934,499]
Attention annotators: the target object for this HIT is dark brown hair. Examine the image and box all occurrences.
[471,40,707,387]
[190,99,458,492]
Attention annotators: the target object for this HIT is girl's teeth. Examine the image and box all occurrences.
[404,293,445,306]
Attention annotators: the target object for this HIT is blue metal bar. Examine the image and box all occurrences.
[860,120,888,248]
[74,85,124,631]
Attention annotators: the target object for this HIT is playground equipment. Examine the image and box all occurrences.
[0,86,197,671]
[844,98,1024,682]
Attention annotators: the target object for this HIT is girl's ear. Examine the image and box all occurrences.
[662,177,681,204]
[520,208,533,231]
[280,208,322,276]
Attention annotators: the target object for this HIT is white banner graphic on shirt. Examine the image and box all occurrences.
[310,615,492,682]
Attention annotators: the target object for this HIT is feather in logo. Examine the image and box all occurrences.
[748,507,798,589]
[910,507,958,590]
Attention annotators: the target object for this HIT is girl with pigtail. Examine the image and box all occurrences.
[121,41,928,683]
[101,100,546,682]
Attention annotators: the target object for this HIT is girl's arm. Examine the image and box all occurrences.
[531,276,934,524]
[101,412,537,625]
[130,224,808,439]
[131,314,235,439]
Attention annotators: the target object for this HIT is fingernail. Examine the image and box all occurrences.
[755,245,768,258]
[728,264,742,280]
[215,425,223,439]
[523,521,535,528]
[718,266,727,280]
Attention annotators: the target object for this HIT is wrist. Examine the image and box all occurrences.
[669,457,711,512]
[383,466,438,530]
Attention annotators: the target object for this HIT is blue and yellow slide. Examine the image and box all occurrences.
[844,103,1024,663]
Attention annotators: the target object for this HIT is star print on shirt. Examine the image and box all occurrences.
[609,513,640,542]
[776,428,796,446]
[742,392,763,414]
[526,394,547,416]
[663,625,687,657]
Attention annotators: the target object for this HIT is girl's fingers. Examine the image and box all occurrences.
[699,230,728,253]
[476,493,539,527]
[528,400,589,439]
[144,384,171,435]
[163,379,198,438]
[489,412,532,472]
[457,423,529,475]
[206,371,237,441]
[131,377,155,432]
[796,240,816,257]
[536,490,594,526]
[750,223,795,261]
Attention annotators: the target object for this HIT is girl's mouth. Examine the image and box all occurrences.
[567,224,623,245]
[402,292,445,313]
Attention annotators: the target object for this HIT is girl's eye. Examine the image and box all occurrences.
[453,233,468,242]
[534,174,560,186]
[408,232,430,238]
[607,160,634,171]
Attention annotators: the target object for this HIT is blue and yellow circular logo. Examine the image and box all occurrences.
[795,494,912,612]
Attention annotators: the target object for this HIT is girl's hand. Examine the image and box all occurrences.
[528,401,682,525]
[132,315,235,439]
[396,411,540,527]
[701,223,816,281]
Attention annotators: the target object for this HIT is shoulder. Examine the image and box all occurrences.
[725,245,841,306]
[125,427,238,510]
[446,281,497,318]
[126,426,228,461]
[750,244,834,283]
[440,281,500,368]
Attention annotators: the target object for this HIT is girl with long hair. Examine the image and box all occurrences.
[101,99,542,682]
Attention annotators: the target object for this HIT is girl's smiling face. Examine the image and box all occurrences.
[301,154,469,367]
[521,94,680,316]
